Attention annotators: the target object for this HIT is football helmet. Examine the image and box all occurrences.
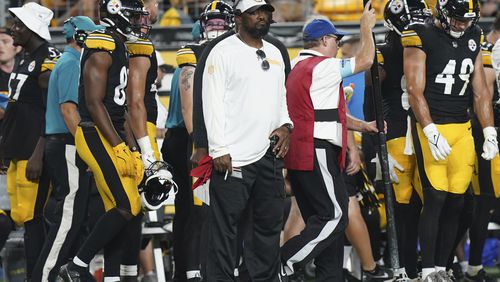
[139,161,178,210]
[436,0,480,38]
[99,0,151,41]
[384,0,432,36]
[200,0,234,40]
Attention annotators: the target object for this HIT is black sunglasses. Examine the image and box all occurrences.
[256,49,270,71]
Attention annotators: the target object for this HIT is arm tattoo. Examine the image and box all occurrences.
[181,69,194,92]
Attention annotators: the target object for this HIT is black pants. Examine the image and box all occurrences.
[32,135,91,281]
[161,127,193,281]
[469,195,498,266]
[395,190,421,278]
[281,140,348,282]
[206,150,285,282]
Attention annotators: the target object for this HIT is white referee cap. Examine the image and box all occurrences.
[9,3,53,41]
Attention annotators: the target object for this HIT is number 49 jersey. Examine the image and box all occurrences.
[79,29,128,132]
[402,23,482,124]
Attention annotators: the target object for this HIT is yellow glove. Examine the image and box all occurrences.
[113,142,135,177]
[132,151,145,184]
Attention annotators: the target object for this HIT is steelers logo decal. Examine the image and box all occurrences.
[208,65,215,74]
[390,0,404,14]
[468,39,477,51]
[107,0,122,14]
[28,60,36,73]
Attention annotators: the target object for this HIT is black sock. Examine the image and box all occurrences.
[76,208,129,264]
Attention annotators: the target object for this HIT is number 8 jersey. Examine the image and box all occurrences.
[78,29,128,132]
[401,22,482,124]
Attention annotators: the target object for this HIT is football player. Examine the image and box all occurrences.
[368,0,432,280]
[31,16,102,282]
[0,28,21,123]
[1,3,59,279]
[57,0,148,280]
[122,0,158,280]
[163,1,233,280]
[402,0,498,281]
[466,14,500,282]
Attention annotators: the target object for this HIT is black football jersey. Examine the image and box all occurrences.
[126,38,158,124]
[79,29,129,132]
[0,42,60,160]
[402,23,483,124]
[176,42,207,68]
[0,69,9,95]
[378,40,408,140]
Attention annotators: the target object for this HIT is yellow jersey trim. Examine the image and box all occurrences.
[85,33,116,52]
[126,39,154,56]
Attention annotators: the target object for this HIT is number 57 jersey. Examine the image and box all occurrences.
[78,29,129,132]
[402,23,482,124]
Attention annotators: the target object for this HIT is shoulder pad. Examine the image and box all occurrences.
[126,39,154,56]
[41,57,58,72]
[401,25,423,49]
[176,46,197,67]
[41,45,61,72]
[85,31,116,52]
[482,41,493,68]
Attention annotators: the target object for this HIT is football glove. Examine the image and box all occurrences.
[141,151,157,169]
[422,123,451,161]
[113,142,135,177]
[482,127,499,160]
[132,151,145,184]
[371,153,404,184]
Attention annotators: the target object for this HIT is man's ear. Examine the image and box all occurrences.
[234,14,242,26]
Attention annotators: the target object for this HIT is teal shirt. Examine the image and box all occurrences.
[45,46,80,134]
[166,68,185,129]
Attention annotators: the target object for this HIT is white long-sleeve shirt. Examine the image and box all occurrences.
[202,34,292,167]
[492,39,500,95]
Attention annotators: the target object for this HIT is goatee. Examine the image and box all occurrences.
[247,22,270,38]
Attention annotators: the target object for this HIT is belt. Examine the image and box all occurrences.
[46,133,74,144]
[79,121,95,128]
[314,109,339,122]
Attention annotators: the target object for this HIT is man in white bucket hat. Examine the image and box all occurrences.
[0,2,60,280]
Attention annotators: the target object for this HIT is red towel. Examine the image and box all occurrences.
[190,155,213,190]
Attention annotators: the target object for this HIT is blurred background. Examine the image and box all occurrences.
[0,0,498,95]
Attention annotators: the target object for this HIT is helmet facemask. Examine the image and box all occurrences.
[200,0,234,40]
[203,18,230,39]
[123,7,151,41]
[139,161,178,210]
[436,0,479,39]
[384,0,432,36]
[100,0,151,41]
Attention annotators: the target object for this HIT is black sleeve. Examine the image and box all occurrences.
[192,30,236,149]
[264,34,291,79]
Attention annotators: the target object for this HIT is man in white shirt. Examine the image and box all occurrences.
[202,0,292,281]
[281,5,379,280]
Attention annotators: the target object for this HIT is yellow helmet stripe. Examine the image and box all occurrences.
[211,1,218,11]
[423,0,429,9]
[468,0,473,13]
